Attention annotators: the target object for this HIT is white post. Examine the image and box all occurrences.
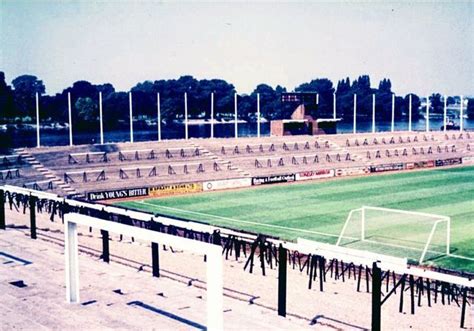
[460,95,463,131]
[234,93,238,138]
[426,96,430,132]
[333,92,336,119]
[361,207,365,241]
[68,92,73,146]
[372,94,376,133]
[443,95,447,132]
[207,248,224,331]
[210,92,214,139]
[99,91,104,144]
[129,92,134,143]
[257,93,260,138]
[391,93,395,132]
[184,92,188,140]
[316,93,319,105]
[446,218,451,255]
[157,93,161,141]
[65,221,79,303]
[35,92,40,147]
[353,94,357,134]
[408,94,412,132]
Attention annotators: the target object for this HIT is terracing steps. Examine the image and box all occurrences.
[14,148,79,196]
[188,141,252,177]
[321,138,363,163]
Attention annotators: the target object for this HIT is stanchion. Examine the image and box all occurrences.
[101,229,110,263]
[152,242,160,277]
[278,244,287,317]
[371,262,382,331]
[0,189,5,230]
[29,195,37,239]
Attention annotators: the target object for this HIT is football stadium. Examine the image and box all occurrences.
[2,2,474,330]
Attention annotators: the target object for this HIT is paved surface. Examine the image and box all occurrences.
[0,228,314,331]
[1,208,471,330]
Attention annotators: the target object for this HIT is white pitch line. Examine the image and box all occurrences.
[448,253,474,262]
[137,200,342,238]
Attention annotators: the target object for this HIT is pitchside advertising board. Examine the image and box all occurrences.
[405,160,435,170]
[252,174,296,185]
[203,178,252,191]
[296,169,335,181]
[88,187,149,201]
[435,158,463,167]
[369,163,405,173]
[148,183,203,197]
[335,166,370,177]
[463,156,474,164]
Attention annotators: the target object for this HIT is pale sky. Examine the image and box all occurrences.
[1,1,473,96]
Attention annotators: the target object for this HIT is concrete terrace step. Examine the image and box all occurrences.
[15,149,78,196]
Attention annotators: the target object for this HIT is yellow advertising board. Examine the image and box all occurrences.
[149,183,203,197]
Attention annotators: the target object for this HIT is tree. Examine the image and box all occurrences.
[75,97,97,122]
[429,93,443,114]
[0,72,15,120]
[295,78,335,117]
[404,94,421,120]
[378,78,392,93]
[467,99,474,120]
[446,96,455,105]
[11,75,45,119]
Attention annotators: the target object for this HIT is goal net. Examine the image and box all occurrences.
[336,206,451,265]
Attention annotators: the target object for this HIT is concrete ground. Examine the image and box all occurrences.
[1,208,472,330]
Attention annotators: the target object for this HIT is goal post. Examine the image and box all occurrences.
[336,206,451,265]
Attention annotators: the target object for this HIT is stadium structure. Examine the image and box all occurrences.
[1,93,473,330]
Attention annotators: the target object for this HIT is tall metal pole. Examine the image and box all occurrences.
[372,94,376,133]
[210,92,214,138]
[391,93,395,132]
[157,93,161,141]
[426,96,430,132]
[234,93,238,138]
[408,94,412,132]
[257,93,260,138]
[129,92,134,143]
[99,91,104,144]
[353,94,357,134]
[68,92,73,146]
[443,95,447,132]
[184,92,188,140]
[333,92,336,119]
[460,95,464,131]
[35,92,40,147]
[316,93,319,105]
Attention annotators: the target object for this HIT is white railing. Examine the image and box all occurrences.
[65,213,223,331]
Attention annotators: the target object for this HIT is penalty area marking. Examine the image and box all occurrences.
[136,200,474,262]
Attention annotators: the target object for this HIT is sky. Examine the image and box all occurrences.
[1,1,473,96]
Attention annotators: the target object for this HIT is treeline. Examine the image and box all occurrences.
[1,72,473,130]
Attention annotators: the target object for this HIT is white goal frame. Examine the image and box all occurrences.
[64,213,223,331]
[336,206,451,264]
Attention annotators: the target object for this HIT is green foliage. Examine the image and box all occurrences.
[75,97,98,121]
[1,72,437,123]
[429,93,443,114]
[11,74,45,119]
[467,98,474,120]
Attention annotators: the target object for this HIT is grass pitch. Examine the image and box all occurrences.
[117,166,474,273]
